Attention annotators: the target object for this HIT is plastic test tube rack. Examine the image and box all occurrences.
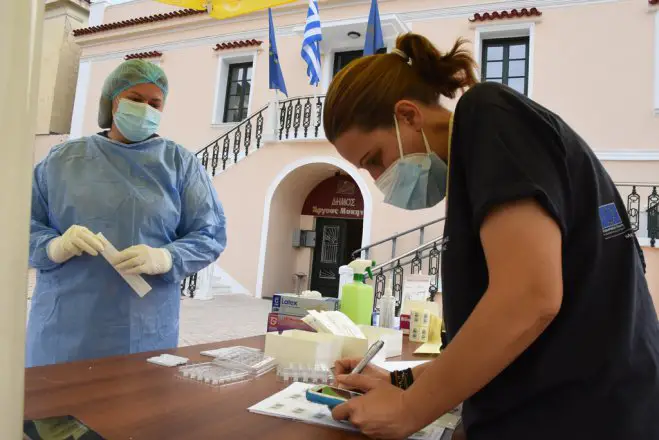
[276,363,335,385]
[178,362,251,387]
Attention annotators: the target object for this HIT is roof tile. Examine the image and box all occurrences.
[469,7,542,22]
[73,8,205,37]
[213,39,263,51]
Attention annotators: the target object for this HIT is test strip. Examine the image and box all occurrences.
[97,233,152,297]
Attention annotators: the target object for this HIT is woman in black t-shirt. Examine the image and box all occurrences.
[325,32,659,440]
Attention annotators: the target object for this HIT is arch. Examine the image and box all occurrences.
[255,156,373,299]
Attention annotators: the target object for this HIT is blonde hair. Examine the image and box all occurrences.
[323,33,478,143]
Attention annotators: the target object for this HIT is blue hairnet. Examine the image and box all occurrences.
[98,59,169,129]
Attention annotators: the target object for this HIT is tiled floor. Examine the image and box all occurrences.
[178,294,271,346]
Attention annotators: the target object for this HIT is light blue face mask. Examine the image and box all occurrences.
[375,115,448,210]
[113,98,162,143]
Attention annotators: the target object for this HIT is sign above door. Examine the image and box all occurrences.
[302,174,364,219]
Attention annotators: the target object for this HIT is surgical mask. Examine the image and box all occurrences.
[113,98,161,143]
[375,116,448,210]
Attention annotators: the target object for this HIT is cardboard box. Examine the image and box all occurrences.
[271,294,341,317]
[265,330,343,366]
[267,313,316,333]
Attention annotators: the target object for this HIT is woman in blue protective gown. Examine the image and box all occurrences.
[27,60,227,367]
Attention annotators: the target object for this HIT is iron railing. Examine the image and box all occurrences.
[352,217,445,260]
[180,272,198,298]
[369,236,447,313]
[278,95,326,140]
[365,184,659,311]
[196,105,268,176]
[616,184,658,247]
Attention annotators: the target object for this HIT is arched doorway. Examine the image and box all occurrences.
[302,173,364,297]
[255,156,373,299]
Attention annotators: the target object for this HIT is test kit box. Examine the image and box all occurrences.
[271,294,340,317]
[400,314,411,335]
[267,313,316,333]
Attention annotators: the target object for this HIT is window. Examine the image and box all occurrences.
[333,50,362,76]
[332,48,387,77]
[223,62,253,123]
[481,38,529,95]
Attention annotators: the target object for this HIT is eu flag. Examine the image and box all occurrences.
[363,0,384,56]
[269,8,288,96]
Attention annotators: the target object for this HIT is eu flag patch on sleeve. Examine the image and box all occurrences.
[598,203,625,239]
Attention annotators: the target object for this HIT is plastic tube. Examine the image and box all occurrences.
[98,233,152,297]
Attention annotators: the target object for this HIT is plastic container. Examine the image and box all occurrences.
[340,260,375,326]
[337,265,354,299]
[341,278,375,326]
[379,279,396,329]
[276,363,334,385]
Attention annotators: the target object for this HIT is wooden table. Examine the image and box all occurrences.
[25,336,464,439]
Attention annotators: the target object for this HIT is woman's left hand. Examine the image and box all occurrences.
[331,374,418,440]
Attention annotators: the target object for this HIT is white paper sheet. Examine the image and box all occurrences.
[98,233,152,297]
[248,382,445,440]
[372,360,430,372]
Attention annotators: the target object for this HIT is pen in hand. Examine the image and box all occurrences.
[351,339,385,375]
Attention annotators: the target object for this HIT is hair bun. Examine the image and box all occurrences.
[395,33,477,99]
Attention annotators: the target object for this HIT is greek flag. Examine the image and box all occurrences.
[301,0,322,86]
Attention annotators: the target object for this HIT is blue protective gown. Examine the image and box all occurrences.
[27,134,227,367]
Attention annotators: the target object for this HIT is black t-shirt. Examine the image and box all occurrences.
[442,82,659,440]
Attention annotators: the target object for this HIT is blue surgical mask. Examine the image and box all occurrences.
[113,98,161,143]
[375,115,448,210]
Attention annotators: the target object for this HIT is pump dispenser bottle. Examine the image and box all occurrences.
[340,259,376,325]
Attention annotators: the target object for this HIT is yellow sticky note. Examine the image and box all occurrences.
[414,315,443,355]
[428,314,443,344]
[414,343,442,355]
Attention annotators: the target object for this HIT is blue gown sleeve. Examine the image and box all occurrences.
[29,158,62,271]
[161,159,227,283]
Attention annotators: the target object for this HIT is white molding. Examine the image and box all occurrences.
[76,0,617,56]
[399,0,619,23]
[596,150,659,161]
[255,156,374,299]
[654,10,659,114]
[88,0,108,26]
[474,21,535,98]
[69,60,92,139]
[212,49,259,125]
[316,14,409,92]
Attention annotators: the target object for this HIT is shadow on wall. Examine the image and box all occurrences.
[260,163,340,298]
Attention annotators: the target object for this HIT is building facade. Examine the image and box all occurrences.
[34,0,90,162]
[59,0,658,306]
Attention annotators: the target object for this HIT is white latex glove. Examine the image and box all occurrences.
[47,225,105,264]
[113,245,173,275]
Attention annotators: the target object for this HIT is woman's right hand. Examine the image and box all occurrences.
[47,225,105,264]
[334,358,390,387]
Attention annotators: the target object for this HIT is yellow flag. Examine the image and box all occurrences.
[151,0,297,19]
[152,0,206,10]
[209,0,297,19]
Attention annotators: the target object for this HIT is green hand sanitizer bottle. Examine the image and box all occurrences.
[340,259,376,325]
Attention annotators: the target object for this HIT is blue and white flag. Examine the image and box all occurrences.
[301,0,322,87]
